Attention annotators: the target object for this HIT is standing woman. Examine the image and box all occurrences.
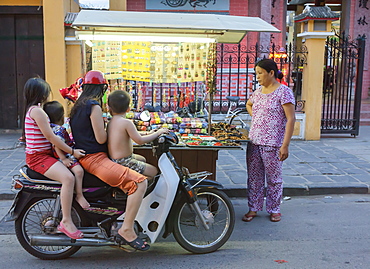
[69,71,150,251]
[243,59,295,222]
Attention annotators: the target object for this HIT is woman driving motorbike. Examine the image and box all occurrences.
[69,70,150,251]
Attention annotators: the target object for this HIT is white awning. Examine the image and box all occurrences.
[72,10,280,43]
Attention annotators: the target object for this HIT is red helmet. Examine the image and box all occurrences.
[84,70,107,85]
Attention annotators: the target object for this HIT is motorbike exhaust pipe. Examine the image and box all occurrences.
[30,235,114,247]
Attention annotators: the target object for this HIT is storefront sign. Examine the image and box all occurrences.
[146,0,229,11]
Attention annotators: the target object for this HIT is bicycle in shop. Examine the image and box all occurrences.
[223,96,251,131]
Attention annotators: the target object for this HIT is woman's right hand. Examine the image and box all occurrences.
[73,149,86,159]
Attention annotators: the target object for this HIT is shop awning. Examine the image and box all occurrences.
[72,10,280,43]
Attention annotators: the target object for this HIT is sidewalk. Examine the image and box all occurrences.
[1,127,370,200]
[219,129,370,197]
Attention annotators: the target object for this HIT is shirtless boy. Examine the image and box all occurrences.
[107,90,168,179]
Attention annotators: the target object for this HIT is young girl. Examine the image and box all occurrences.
[43,100,90,209]
[70,70,149,251]
[24,77,86,239]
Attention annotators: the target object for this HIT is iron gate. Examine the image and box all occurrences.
[214,40,307,113]
[321,33,366,136]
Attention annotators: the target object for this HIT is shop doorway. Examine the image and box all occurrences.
[0,9,45,129]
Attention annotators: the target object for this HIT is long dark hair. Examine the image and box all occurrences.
[24,77,51,112]
[70,84,106,119]
[255,59,279,78]
[23,77,51,138]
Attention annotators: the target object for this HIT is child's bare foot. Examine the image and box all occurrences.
[76,195,90,209]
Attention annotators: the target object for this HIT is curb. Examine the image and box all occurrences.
[0,193,16,200]
[223,186,370,198]
[0,186,369,201]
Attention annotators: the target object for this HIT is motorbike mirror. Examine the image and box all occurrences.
[140,110,151,122]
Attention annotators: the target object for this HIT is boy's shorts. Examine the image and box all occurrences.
[111,154,146,174]
[26,150,59,174]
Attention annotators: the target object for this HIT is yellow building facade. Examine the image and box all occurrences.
[0,0,126,110]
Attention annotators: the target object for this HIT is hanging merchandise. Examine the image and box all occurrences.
[122,41,151,82]
[162,88,168,110]
[92,39,211,84]
[173,88,178,111]
[206,42,217,134]
[91,41,122,80]
[179,90,184,108]
[184,87,190,107]
[106,41,122,80]
[126,82,134,109]
[91,41,105,73]
[153,88,157,106]
[137,83,144,112]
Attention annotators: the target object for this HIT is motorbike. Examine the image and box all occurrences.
[1,132,235,260]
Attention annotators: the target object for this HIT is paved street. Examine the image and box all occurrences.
[0,195,370,268]
[2,127,370,199]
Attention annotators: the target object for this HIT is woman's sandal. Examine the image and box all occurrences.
[115,233,150,251]
[242,212,257,222]
[270,213,281,222]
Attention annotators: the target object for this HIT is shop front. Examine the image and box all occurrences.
[71,10,279,177]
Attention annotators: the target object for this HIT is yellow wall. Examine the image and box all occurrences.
[0,0,40,5]
[66,45,83,85]
[43,0,68,106]
[110,0,127,11]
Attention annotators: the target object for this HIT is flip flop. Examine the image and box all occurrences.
[115,233,150,251]
[57,222,83,239]
[242,212,257,222]
[270,213,281,222]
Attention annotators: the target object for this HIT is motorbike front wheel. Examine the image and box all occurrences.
[15,197,86,260]
[173,188,235,254]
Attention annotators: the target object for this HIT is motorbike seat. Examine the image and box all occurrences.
[23,165,110,188]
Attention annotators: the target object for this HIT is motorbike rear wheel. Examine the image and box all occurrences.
[173,188,235,254]
[15,197,86,260]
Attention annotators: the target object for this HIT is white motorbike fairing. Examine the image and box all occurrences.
[134,153,180,243]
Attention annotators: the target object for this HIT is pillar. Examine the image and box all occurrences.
[42,0,67,105]
[298,20,333,140]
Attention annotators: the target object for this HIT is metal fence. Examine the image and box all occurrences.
[321,33,366,136]
[213,40,307,113]
[118,40,308,114]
